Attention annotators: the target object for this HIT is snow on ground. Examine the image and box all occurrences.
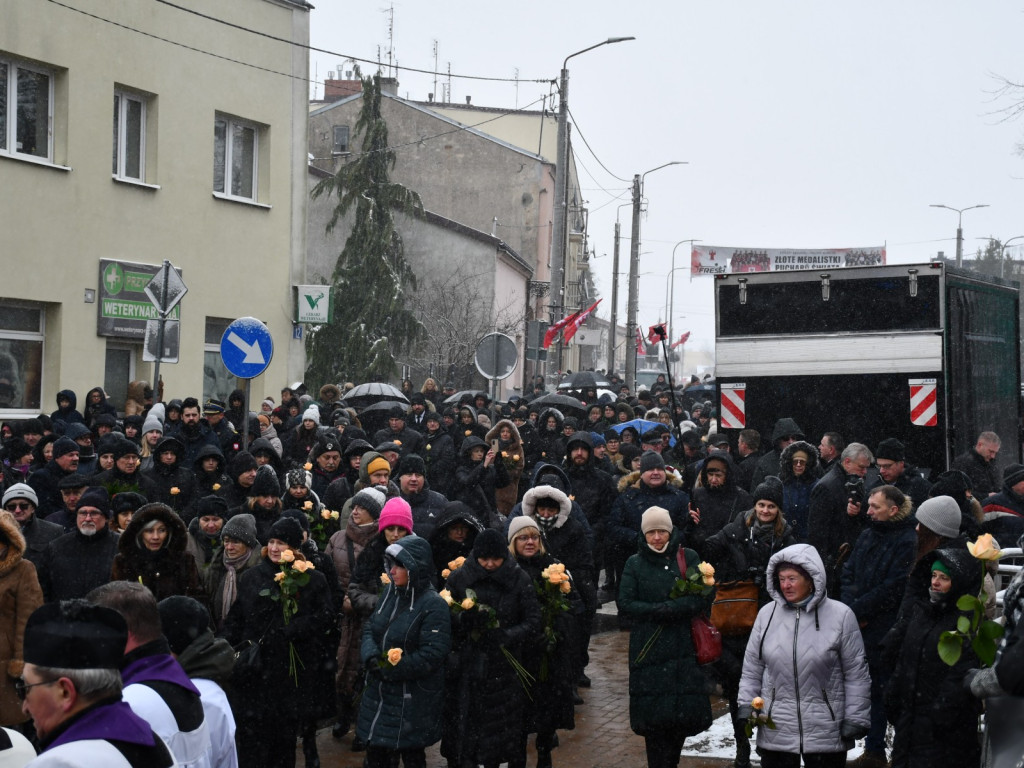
[680,713,868,762]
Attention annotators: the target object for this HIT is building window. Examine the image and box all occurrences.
[203,317,239,404]
[112,90,146,181]
[214,114,258,201]
[332,125,350,154]
[0,302,44,411]
[0,57,53,161]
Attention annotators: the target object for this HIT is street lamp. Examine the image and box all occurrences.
[930,203,989,268]
[668,239,701,345]
[551,36,635,375]
[626,162,686,391]
[999,236,1024,279]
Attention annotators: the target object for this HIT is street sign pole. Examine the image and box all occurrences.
[152,260,171,393]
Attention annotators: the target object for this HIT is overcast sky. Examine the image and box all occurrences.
[308,2,1024,357]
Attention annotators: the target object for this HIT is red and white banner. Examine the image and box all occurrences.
[691,245,886,277]
[542,310,579,349]
[671,331,691,349]
[635,326,646,355]
[909,378,938,427]
[562,300,601,344]
[719,383,746,429]
[647,323,668,344]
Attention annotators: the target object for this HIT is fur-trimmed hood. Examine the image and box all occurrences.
[0,512,26,577]
[537,407,564,436]
[118,502,188,556]
[779,440,820,484]
[522,485,571,526]
[485,419,522,448]
[617,468,684,493]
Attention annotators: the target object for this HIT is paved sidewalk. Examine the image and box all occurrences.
[301,607,738,768]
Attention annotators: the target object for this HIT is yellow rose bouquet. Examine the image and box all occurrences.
[377,646,403,670]
[259,549,316,685]
[306,503,341,549]
[535,562,573,680]
[669,560,716,598]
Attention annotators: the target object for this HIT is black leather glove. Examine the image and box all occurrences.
[735,705,753,725]
[840,720,868,741]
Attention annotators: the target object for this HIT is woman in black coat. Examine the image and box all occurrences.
[142,435,197,520]
[507,517,578,768]
[702,479,796,768]
[221,516,335,768]
[449,437,510,530]
[885,547,983,768]
[441,529,542,768]
[428,502,484,585]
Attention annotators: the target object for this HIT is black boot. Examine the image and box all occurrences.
[537,748,553,768]
[733,733,751,768]
[302,729,320,768]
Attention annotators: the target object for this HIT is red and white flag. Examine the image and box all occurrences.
[562,300,602,344]
[635,326,646,355]
[648,323,668,344]
[671,331,691,349]
[542,310,580,349]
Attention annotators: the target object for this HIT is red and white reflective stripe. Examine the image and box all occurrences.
[909,378,937,427]
[720,383,746,429]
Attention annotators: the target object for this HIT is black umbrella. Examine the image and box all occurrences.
[529,392,587,416]
[341,383,409,407]
[357,399,408,415]
[556,371,611,391]
[443,390,488,405]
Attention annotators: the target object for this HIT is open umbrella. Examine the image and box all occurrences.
[341,383,409,408]
[556,371,611,391]
[443,390,488,405]
[611,419,676,447]
[528,392,587,416]
[356,400,408,437]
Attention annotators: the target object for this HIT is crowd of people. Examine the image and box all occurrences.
[0,375,1021,768]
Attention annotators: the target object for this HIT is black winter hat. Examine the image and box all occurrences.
[639,451,666,473]
[112,438,140,460]
[351,487,387,519]
[229,451,258,478]
[251,465,280,497]
[875,438,905,462]
[754,476,785,508]
[565,431,593,453]
[281,508,311,533]
[96,434,121,457]
[24,601,127,670]
[77,487,111,517]
[58,473,90,490]
[603,429,621,443]
[1004,464,1024,488]
[111,492,148,516]
[397,454,427,477]
[388,406,406,421]
[221,513,259,550]
[157,596,211,656]
[52,437,79,459]
[267,517,303,549]
[195,495,229,521]
[471,529,507,561]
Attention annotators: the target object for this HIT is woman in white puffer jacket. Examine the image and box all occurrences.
[737,543,871,768]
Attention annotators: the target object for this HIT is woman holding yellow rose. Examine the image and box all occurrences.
[355,534,451,768]
[485,419,525,517]
[220,516,335,768]
[617,505,715,768]
[507,516,579,768]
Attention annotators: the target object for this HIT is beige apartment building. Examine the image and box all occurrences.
[0,0,310,416]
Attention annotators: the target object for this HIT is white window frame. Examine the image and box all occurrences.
[0,302,46,417]
[0,56,54,164]
[112,89,146,182]
[213,114,259,203]
[332,124,350,155]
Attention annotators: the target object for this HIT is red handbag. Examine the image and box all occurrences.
[677,547,722,665]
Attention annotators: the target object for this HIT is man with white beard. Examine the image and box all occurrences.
[37,487,121,601]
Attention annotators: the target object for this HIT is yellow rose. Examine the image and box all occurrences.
[461,597,475,611]
[440,589,454,605]
[449,556,466,570]
[292,560,311,573]
[465,430,472,436]
[752,696,764,711]
[512,454,520,461]
[212,483,221,491]
[559,580,572,594]
[501,451,509,458]
[274,571,286,583]
[170,487,180,495]
[441,568,451,579]
[380,572,391,584]
[279,549,295,563]
[968,533,1003,561]
[698,562,715,579]
[303,501,313,510]
[426,444,432,451]
[551,563,566,573]
[387,648,403,665]
[321,509,332,520]
[303,462,313,471]
[331,510,339,520]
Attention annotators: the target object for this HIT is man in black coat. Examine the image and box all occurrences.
[174,397,222,467]
[372,407,424,458]
[748,417,804,490]
[952,430,1002,498]
[397,454,447,540]
[28,436,81,517]
[421,412,456,497]
[38,487,120,602]
[808,442,873,597]
[686,452,754,560]
[866,437,932,510]
[2,482,62,568]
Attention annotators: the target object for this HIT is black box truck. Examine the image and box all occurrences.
[713,261,1021,477]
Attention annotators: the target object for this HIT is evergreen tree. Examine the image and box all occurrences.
[307,70,423,385]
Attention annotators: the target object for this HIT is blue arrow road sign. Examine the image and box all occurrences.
[220,317,274,379]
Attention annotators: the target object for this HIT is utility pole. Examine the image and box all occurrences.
[625,174,642,392]
[607,220,620,374]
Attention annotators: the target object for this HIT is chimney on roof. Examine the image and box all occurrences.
[379,77,399,96]
[465,95,472,105]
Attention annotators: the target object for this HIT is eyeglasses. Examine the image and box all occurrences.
[517,534,541,542]
[15,678,58,701]
[4,502,31,512]
[77,509,104,518]
[791,459,808,466]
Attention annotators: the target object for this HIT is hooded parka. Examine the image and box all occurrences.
[0,513,43,726]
